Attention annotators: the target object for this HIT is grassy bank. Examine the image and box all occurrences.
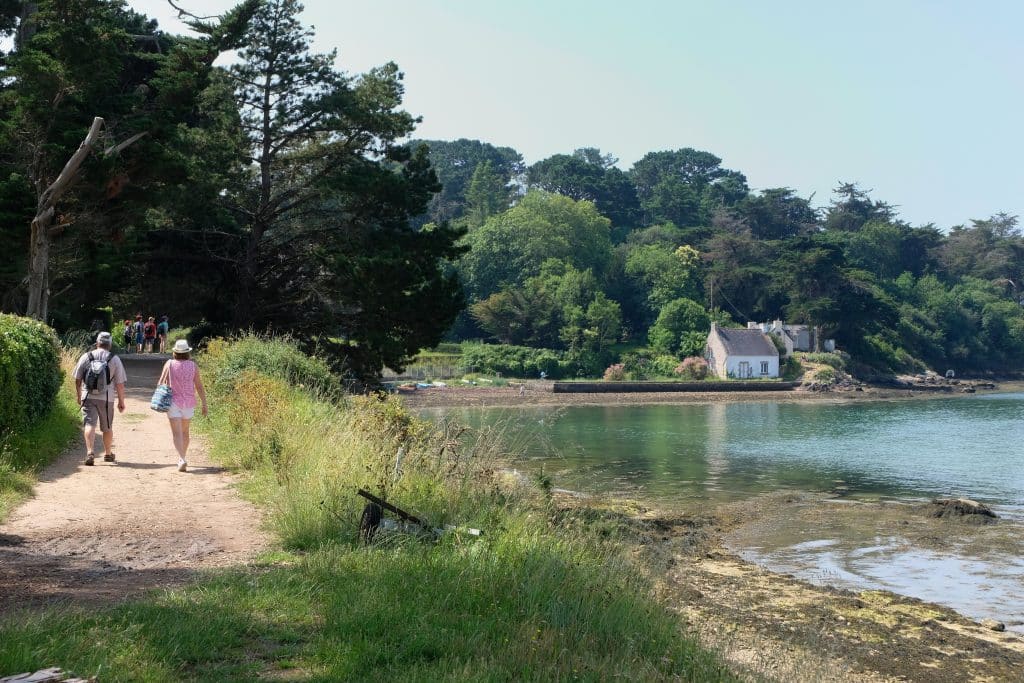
[0,350,80,522]
[0,336,736,681]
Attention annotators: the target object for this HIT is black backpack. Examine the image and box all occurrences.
[84,350,113,394]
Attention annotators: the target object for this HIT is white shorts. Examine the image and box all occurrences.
[167,405,195,419]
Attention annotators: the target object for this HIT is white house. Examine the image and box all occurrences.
[706,322,780,379]
[746,320,834,355]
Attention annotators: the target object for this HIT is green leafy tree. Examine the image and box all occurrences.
[648,297,710,355]
[631,148,748,226]
[470,260,619,353]
[939,213,1022,283]
[775,234,899,359]
[702,208,782,322]
[470,290,534,346]
[527,148,641,228]
[823,182,896,232]
[736,187,818,240]
[625,243,701,316]
[459,190,612,300]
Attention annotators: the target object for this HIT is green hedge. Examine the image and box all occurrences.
[0,315,63,440]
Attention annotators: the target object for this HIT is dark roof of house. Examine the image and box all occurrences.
[713,326,779,357]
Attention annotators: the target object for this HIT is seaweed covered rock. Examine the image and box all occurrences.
[929,498,997,522]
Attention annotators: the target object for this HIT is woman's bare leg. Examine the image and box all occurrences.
[180,417,192,460]
[168,417,185,459]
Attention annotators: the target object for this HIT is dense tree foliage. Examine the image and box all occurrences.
[411,137,523,226]
[1,0,466,382]
[448,149,1024,375]
[0,0,257,321]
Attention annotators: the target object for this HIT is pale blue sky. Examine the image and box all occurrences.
[135,0,1023,229]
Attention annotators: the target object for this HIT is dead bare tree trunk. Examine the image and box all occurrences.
[25,116,104,321]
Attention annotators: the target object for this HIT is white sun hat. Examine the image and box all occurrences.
[172,339,192,353]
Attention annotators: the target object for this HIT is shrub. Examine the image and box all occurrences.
[0,315,63,442]
[603,363,626,381]
[781,356,804,381]
[433,342,463,354]
[674,356,708,380]
[460,343,565,378]
[814,367,836,383]
[620,351,651,380]
[649,354,679,377]
[564,348,608,378]
[185,319,231,350]
[203,335,339,398]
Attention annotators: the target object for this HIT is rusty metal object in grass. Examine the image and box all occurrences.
[356,488,481,543]
[358,488,427,527]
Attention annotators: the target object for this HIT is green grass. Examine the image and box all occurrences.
[0,337,738,681]
[0,540,734,681]
[0,353,80,523]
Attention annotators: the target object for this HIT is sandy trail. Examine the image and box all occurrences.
[0,356,268,612]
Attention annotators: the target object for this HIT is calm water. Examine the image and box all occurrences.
[430,392,1024,514]
[425,392,1024,629]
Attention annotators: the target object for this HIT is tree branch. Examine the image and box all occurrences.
[166,0,221,21]
[38,117,104,211]
[104,131,149,157]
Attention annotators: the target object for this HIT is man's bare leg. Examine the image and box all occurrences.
[83,422,96,463]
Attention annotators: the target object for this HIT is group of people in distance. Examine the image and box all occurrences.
[122,314,169,353]
[73,331,207,473]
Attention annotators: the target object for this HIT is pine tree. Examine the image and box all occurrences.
[217,0,465,379]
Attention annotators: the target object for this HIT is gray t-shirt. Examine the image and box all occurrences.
[73,349,127,402]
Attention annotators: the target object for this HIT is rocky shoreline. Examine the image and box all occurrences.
[569,491,1024,682]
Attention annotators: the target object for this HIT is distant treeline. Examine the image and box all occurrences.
[412,140,1024,375]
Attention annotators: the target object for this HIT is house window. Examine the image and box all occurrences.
[760,361,769,375]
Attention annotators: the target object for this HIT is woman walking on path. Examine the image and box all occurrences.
[158,339,208,472]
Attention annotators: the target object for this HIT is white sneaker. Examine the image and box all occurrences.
[177,459,187,472]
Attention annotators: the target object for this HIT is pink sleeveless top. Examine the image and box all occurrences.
[168,359,197,408]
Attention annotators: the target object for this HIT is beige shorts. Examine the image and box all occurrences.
[81,398,114,431]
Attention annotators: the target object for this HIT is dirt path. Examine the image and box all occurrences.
[0,356,268,613]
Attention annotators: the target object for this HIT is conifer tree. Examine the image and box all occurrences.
[218,0,465,379]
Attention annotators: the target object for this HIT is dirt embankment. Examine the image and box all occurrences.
[0,356,268,613]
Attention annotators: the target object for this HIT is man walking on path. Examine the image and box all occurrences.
[73,332,127,465]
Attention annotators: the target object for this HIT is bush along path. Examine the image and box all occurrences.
[0,356,268,613]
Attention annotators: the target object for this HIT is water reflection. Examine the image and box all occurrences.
[426,392,1024,511]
